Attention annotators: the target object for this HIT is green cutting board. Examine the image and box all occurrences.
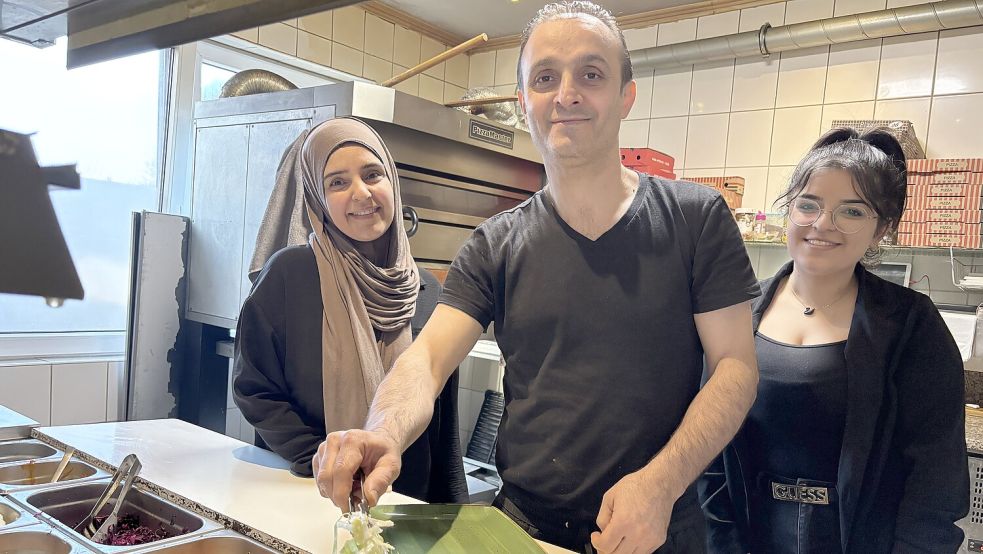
[368,504,545,554]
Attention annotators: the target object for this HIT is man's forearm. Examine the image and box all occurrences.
[364,344,443,453]
[644,357,758,500]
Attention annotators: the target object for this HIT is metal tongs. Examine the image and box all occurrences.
[348,469,368,516]
[73,454,142,542]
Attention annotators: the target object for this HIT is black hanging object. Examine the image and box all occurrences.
[803,307,815,315]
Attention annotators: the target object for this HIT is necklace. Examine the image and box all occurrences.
[788,283,852,316]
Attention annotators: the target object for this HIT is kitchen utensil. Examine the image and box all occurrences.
[48,447,76,483]
[72,454,141,540]
[382,33,488,87]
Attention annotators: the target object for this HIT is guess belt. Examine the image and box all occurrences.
[771,482,830,505]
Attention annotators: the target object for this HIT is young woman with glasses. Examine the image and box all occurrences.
[700,128,969,553]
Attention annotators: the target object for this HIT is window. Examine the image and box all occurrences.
[0,38,167,333]
[200,62,236,101]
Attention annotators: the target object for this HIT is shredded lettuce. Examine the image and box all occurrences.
[336,512,394,554]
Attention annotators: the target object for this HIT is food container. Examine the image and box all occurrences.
[8,480,220,552]
[830,119,925,159]
[897,221,981,235]
[908,173,983,186]
[620,148,674,173]
[897,233,982,248]
[735,209,757,241]
[0,524,92,554]
[905,195,983,211]
[128,529,281,554]
[0,458,107,493]
[900,209,982,224]
[907,158,983,173]
[907,183,983,197]
[0,439,58,464]
[0,495,43,531]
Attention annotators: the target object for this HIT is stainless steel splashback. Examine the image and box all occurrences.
[185,81,543,328]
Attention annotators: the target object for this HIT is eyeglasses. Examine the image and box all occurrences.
[788,197,878,235]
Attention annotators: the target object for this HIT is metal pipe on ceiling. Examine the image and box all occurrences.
[630,0,983,70]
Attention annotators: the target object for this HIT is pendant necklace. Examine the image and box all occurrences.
[788,283,852,316]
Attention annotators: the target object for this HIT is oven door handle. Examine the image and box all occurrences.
[403,205,419,238]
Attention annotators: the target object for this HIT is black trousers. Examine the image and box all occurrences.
[493,484,707,554]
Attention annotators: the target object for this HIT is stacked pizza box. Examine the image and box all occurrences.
[898,158,983,249]
[686,176,745,211]
[619,148,676,180]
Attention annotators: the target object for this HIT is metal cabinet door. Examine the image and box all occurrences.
[187,125,249,323]
[239,119,312,309]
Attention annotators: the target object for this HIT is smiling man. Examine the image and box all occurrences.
[313,3,761,553]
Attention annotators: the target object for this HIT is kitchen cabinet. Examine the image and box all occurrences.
[50,362,107,425]
[186,116,313,326]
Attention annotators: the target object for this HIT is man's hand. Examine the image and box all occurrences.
[590,467,676,554]
[312,429,402,510]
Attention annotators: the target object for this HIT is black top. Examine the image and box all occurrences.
[700,262,970,554]
[440,174,759,520]
[747,333,847,483]
[232,245,467,504]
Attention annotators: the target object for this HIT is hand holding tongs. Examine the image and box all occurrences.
[348,469,368,515]
[73,454,142,542]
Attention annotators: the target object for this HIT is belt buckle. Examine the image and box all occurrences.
[771,482,830,505]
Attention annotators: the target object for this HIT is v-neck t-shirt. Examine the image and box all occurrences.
[440,174,760,517]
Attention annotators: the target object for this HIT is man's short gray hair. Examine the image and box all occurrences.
[516,1,633,90]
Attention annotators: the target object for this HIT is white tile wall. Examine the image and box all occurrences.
[297,31,331,67]
[362,54,393,84]
[445,54,470,88]
[332,6,365,52]
[935,28,983,95]
[873,97,931,145]
[770,105,823,165]
[824,40,881,104]
[732,58,780,111]
[232,6,464,104]
[619,119,650,148]
[785,0,834,24]
[623,26,658,51]
[878,33,937,100]
[726,110,774,167]
[776,47,830,108]
[393,25,422,68]
[652,66,693,118]
[648,116,689,167]
[258,23,297,56]
[628,70,655,121]
[421,36,447,79]
[494,46,520,87]
[685,113,729,168]
[738,3,786,31]
[468,51,496,88]
[363,13,394,61]
[690,60,735,115]
[697,11,740,39]
[298,11,332,39]
[927,93,983,158]
[833,0,886,16]
[820,101,875,132]
[657,19,698,46]
[332,43,363,77]
[419,74,444,104]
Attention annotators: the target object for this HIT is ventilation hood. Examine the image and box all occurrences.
[0,0,359,68]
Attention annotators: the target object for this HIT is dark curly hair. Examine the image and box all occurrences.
[776,127,908,267]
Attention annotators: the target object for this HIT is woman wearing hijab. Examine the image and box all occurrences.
[233,117,467,504]
[700,128,968,552]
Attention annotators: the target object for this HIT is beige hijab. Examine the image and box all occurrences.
[299,117,419,434]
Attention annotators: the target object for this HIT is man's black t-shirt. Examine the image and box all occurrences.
[440,174,759,519]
